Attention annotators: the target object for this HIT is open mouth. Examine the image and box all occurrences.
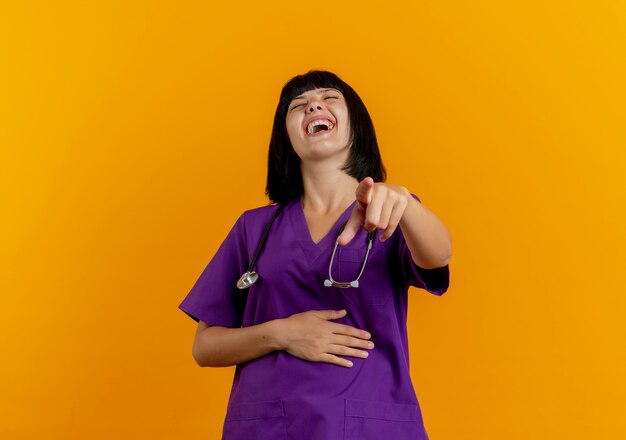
[306,119,335,136]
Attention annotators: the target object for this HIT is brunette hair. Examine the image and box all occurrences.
[265,70,386,203]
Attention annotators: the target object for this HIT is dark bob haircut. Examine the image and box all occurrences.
[265,70,386,204]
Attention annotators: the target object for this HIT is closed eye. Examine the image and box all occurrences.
[290,95,339,111]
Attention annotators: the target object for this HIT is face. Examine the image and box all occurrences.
[285,88,351,162]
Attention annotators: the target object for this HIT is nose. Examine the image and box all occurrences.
[307,98,324,113]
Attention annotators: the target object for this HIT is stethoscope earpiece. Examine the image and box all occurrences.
[324,227,375,289]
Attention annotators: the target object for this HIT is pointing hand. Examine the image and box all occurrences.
[338,177,411,246]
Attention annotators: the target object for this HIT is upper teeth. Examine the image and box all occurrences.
[307,119,334,134]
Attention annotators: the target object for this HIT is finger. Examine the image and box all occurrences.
[379,201,407,242]
[377,197,394,231]
[313,309,347,320]
[330,323,372,340]
[355,177,374,206]
[319,352,354,368]
[327,344,370,359]
[333,335,376,350]
[337,207,363,246]
[363,190,383,233]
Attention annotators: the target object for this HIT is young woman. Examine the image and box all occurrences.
[179,70,452,440]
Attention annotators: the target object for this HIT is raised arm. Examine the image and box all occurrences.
[339,177,452,269]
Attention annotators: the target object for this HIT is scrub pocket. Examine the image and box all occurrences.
[338,247,390,305]
[223,400,288,440]
[343,399,426,440]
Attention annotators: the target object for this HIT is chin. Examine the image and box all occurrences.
[301,145,350,163]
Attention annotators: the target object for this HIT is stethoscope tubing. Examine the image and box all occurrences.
[237,201,375,290]
[247,202,288,273]
[236,203,288,290]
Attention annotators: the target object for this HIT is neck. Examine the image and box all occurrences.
[300,161,359,214]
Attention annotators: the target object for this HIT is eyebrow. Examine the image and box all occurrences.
[291,88,338,101]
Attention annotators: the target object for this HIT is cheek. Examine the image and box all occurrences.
[285,124,304,151]
[335,107,350,135]
[285,125,299,145]
[339,119,351,139]
[285,117,300,138]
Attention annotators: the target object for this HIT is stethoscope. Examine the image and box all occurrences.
[236,202,376,290]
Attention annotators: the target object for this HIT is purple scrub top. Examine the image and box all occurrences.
[179,195,450,440]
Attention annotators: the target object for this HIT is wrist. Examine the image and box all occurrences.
[400,193,420,226]
[265,319,287,351]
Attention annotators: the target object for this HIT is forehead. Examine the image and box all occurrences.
[290,88,342,101]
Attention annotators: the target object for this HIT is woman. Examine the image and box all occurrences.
[179,70,452,439]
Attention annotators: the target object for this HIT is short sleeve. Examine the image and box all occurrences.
[178,212,249,327]
[395,194,450,296]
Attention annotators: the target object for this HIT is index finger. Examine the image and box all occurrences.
[355,177,374,205]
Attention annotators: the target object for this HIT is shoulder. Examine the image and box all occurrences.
[241,202,286,223]
[235,200,293,236]
[243,202,283,217]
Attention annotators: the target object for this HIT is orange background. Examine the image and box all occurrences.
[1,1,625,439]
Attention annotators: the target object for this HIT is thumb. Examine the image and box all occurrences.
[337,208,362,246]
[338,177,374,246]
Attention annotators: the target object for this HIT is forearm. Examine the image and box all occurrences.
[192,319,284,367]
[398,196,452,269]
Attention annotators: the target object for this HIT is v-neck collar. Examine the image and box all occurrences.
[289,198,357,265]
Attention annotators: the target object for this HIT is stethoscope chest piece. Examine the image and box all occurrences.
[237,271,258,290]
[235,203,289,290]
[234,202,375,291]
